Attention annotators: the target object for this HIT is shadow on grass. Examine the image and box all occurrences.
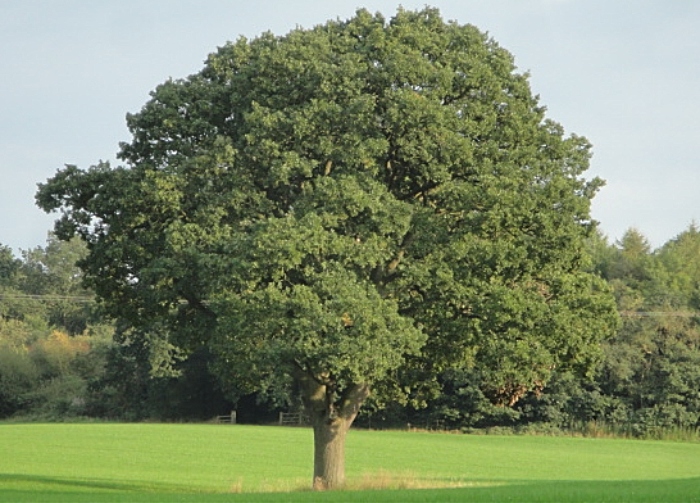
[1,476,699,503]
[0,473,196,496]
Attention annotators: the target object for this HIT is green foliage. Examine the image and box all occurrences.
[0,317,114,419]
[87,335,234,421]
[19,235,95,334]
[0,235,121,420]
[509,225,700,436]
[0,336,38,416]
[0,236,96,335]
[0,244,21,287]
[36,7,615,422]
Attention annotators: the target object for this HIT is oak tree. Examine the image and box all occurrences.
[37,7,617,489]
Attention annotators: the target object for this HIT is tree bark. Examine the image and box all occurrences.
[311,415,351,490]
[294,367,370,490]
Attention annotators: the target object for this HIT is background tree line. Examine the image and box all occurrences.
[2,225,699,436]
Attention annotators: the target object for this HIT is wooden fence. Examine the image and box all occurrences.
[216,411,237,424]
[278,412,308,426]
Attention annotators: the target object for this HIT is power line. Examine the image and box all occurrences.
[0,293,95,303]
[620,311,699,318]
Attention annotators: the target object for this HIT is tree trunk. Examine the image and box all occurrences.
[294,367,370,490]
[311,415,351,490]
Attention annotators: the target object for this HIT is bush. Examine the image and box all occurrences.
[0,325,113,420]
[24,374,88,419]
[0,344,39,417]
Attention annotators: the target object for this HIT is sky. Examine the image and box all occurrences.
[1,0,699,254]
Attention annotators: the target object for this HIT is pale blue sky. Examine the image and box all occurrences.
[2,0,699,253]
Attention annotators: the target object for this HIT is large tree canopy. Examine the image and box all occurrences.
[37,7,617,489]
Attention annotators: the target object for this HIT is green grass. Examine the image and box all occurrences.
[0,423,699,502]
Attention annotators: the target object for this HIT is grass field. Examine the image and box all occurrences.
[0,423,699,502]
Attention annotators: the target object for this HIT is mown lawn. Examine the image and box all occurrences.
[0,423,699,502]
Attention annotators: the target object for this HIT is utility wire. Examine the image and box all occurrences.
[619,311,699,318]
[0,293,95,303]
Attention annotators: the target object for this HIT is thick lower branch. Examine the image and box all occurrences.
[338,383,370,423]
[293,365,369,424]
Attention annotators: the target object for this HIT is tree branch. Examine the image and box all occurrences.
[338,383,370,421]
[179,289,217,319]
